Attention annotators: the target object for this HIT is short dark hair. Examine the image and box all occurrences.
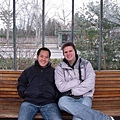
[61,42,77,54]
[37,47,51,58]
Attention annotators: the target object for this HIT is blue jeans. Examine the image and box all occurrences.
[72,96,92,120]
[58,96,111,120]
[18,102,62,120]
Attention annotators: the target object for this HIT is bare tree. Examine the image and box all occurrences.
[0,0,13,42]
[16,0,42,44]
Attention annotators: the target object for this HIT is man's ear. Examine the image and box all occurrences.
[36,55,38,59]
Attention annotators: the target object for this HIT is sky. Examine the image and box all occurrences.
[0,0,119,29]
[0,0,96,29]
[44,0,98,24]
[45,0,96,16]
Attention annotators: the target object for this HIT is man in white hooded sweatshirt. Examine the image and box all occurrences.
[55,42,114,120]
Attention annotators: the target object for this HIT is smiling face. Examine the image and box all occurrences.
[63,46,76,66]
[37,50,50,67]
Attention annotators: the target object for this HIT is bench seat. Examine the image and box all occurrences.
[0,70,120,119]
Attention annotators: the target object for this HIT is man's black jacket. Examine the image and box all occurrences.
[17,60,60,106]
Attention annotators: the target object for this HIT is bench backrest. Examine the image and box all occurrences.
[0,70,120,118]
[93,70,120,116]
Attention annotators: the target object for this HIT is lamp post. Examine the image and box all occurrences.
[13,0,17,70]
[98,0,103,70]
[42,0,45,47]
[71,0,74,43]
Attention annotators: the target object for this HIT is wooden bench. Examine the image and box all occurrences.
[0,70,120,119]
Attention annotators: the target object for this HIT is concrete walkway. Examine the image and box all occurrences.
[50,48,63,59]
[0,45,63,59]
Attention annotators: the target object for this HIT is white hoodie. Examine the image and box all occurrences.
[55,57,96,98]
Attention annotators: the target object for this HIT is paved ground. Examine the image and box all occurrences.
[50,48,63,59]
[0,44,63,59]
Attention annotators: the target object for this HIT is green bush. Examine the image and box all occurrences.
[0,58,62,70]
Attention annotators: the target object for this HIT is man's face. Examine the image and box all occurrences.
[37,50,50,67]
[63,46,76,64]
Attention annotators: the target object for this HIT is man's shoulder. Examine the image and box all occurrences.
[49,66,55,71]
[26,64,35,70]
[57,61,67,68]
[22,65,35,74]
[80,58,89,64]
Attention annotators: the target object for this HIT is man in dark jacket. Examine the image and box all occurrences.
[17,47,62,120]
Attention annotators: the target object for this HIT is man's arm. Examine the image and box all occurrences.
[55,66,80,93]
[17,71,28,98]
[71,62,96,96]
